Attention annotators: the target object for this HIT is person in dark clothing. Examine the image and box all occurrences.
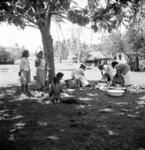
[49,72,64,103]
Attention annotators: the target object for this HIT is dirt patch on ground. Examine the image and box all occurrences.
[0,85,145,150]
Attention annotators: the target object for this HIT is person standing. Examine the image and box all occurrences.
[111,61,131,86]
[35,51,47,91]
[19,50,31,95]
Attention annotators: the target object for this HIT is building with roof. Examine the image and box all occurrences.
[85,51,112,66]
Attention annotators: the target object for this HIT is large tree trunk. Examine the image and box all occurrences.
[39,23,55,82]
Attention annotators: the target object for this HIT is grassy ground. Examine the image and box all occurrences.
[0,83,145,150]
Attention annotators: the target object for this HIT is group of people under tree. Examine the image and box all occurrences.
[19,50,48,93]
[19,49,131,103]
[19,50,64,102]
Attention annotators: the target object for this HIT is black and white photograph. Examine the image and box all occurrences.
[0,0,145,150]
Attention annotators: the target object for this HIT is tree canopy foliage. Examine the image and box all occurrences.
[0,0,142,32]
[0,0,71,29]
[0,0,143,78]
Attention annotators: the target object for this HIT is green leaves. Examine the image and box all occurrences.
[0,0,142,34]
[49,0,71,11]
[91,24,98,32]
[0,0,71,29]
[68,9,89,26]
[88,0,141,33]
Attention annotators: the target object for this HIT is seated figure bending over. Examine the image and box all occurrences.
[111,61,131,86]
[71,64,90,87]
[98,64,114,83]
[111,70,125,87]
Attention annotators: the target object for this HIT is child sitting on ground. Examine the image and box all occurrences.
[111,70,125,87]
[49,72,64,103]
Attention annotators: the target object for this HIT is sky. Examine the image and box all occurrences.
[0,21,103,53]
[0,0,104,53]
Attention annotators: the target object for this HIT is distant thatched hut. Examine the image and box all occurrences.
[85,51,112,66]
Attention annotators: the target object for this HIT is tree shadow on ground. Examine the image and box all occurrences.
[0,84,145,150]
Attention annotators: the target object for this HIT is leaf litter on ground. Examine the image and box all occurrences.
[14,122,25,128]
[1,114,23,120]
[8,133,15,142]
[108,130,119,136]
[115,112,126,116]
[127,114,139,118]
[45,135,59,140]
[115,102,128,105]
[99,108,114,113]
[137,101,145,105]
[0,109,9,114]
[37,121,48,127]
[86,93,98,97]
[78,97,93,101]
[9,115,23,120]
[76,105,86,109]
[120,108,130,112]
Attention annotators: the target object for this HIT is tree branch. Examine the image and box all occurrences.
[24,23,38,29]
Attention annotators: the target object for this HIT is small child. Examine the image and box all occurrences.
[49,72,64,103]
[19,50,31,96]
[111,70,125,87]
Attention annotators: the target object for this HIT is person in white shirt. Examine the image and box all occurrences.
[19,50,31,94]
[98,64,114,83]
[71,64,90,87]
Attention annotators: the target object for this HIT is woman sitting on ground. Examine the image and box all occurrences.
[111,61,131,86]
[49,72,64,103]
[111,70,125,87]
